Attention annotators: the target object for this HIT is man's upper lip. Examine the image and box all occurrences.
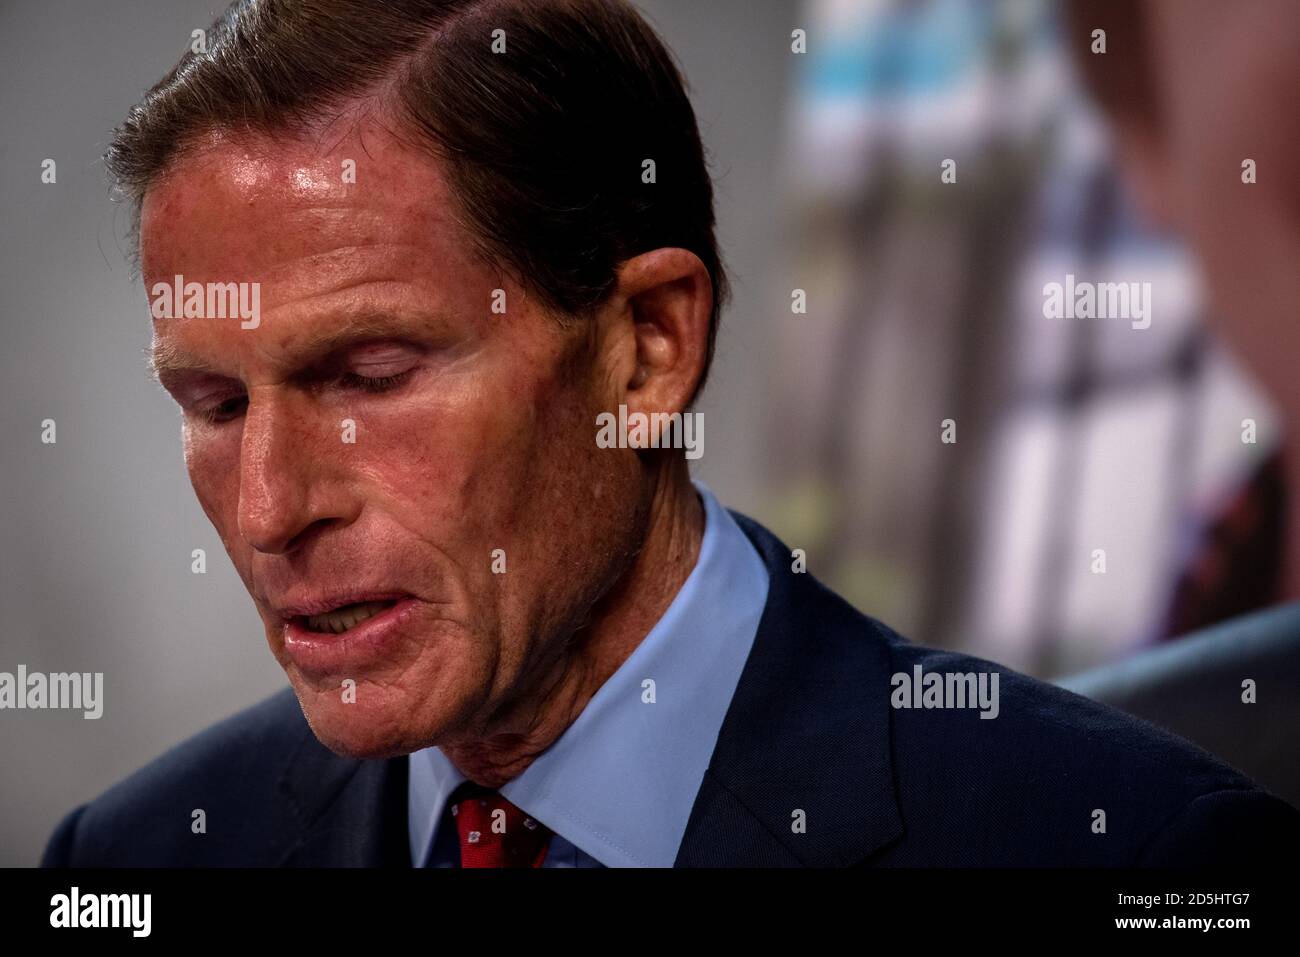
[273,591,414,619]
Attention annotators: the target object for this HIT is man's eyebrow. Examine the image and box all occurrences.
[147,313,441,384]
[147,338,213,384]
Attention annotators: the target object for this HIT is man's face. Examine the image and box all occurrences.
[141,120,644,759]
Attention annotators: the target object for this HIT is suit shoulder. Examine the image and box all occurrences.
[42,686,308,866]
[876,636,1293,863]
[885,638,1249,790]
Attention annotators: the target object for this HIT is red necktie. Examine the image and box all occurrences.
[450,782,553,868]
[1159,446,1285,639]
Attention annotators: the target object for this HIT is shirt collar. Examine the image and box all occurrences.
[408,479,770,867]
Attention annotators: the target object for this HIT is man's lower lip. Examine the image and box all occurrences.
[282,598,421,675]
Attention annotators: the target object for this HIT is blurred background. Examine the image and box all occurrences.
[1,0,1293,864]
[760,0,1288,679]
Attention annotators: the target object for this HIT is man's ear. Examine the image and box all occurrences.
[600,247,712,420]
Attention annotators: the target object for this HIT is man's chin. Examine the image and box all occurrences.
[290,681,446,760]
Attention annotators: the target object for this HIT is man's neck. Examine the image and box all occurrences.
[441,462,706,788]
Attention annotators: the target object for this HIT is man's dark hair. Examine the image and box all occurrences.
[109,0,729,396]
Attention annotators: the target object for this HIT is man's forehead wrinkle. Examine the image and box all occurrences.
[276,201,442,233]
[143,194,444,291]
[257,240,433,282]
[262,276,448,325]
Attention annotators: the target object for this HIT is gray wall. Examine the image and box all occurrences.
[0,0,795,865]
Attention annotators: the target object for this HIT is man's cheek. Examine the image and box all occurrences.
[182,439,247,559]
[187,461,238,529]
[367,400,515,494]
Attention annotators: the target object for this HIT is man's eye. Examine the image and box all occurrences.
[195,394,248,424]
[339,370,414,393]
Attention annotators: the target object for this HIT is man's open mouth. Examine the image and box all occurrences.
[297,600,400,635]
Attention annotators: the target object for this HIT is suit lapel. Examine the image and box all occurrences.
[675,512,905,867]
[275,722,410,867]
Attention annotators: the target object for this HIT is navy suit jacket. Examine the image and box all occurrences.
[41,512,1300,866]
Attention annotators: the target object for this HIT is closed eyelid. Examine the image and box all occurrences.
[157,330,441,397]
[319,338,422,370]
[161,371,244,408]
[346,344,422,367]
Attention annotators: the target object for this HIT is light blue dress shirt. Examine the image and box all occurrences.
[408,479,771,867]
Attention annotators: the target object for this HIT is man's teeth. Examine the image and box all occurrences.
[304,601,394,634]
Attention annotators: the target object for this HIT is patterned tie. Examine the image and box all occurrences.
[450,781,553,868]
[1159,446,1286,639]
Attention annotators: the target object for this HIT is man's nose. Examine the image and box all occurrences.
[236,393,342,555]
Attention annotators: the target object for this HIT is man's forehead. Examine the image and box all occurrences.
[139,123,455,279]
[147,118,449,200]
[137,122,502,386]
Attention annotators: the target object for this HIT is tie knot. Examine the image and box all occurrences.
[449,782,553,868]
